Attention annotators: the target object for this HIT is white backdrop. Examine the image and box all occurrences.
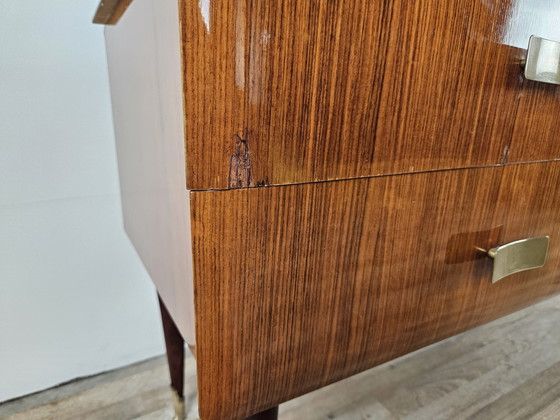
[0,0,164,402]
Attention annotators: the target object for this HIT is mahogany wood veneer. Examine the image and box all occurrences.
[181,0,560,190]
[191,161,560,419]
[96,0,560,419]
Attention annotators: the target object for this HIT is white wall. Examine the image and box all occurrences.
[0,0,164,402]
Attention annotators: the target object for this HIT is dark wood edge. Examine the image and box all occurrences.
[158,295,185,397]
[244,407,279,420]
[93,0,134,25]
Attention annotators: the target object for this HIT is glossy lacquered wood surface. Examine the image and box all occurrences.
[509,79,560,163]
[180,0,560,190]
[191,161,560,420]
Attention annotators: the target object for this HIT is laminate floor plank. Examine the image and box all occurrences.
[134,407,174,420]
[398,308,560,420]
[530,399,560,420]
[465,360,560,420]
[282,394,396,420]
[381,302,560,418]
[1,296,559,420]
[0,357,167,416]
[2,366,168,420]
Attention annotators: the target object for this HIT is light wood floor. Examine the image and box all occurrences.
[2,296,560,420]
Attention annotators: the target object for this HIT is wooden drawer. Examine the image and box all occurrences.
[181,0,560,190]
[191,161,560,420]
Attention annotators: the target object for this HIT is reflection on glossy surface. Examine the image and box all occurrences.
[445,226,503,264]
[181,0,560,190]
[234,0,245,88]
[499,0,560,49]
[199,0,210,32]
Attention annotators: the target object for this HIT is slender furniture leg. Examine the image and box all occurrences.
[159,293,277,420]
[244,407,279,420]
[158,295,185,420]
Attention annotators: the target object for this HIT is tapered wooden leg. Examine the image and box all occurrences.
[159,294,277,420]
[158,295,185,420]
[244,406,279,420]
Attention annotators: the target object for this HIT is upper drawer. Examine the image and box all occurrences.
[182,0,560,190]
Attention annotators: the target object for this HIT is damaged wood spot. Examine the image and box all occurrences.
[228,134,254,189]
[502,145,510,165]
[255,176,270,187]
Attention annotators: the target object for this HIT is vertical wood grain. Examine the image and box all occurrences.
[508,79,560,163]
[191,161,560,420]
[180,0,560,190]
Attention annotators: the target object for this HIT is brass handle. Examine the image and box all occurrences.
[486,236,549,284]
[523,36,560,85]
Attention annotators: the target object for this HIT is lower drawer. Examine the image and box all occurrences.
[190,161,560,420]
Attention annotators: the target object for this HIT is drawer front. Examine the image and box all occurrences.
[181,0,560,190]
[191,161,560,420]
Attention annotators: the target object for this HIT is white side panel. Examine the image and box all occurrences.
[105,0,195,344]
[0,0,165,401]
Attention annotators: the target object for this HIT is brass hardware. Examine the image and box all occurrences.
[171,387,185,420]
[523,36,560,85]
[486,236,549,284]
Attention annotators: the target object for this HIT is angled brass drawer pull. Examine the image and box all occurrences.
[523,36,560,85]
[486,236,549,284]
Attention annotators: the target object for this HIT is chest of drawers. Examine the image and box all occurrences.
[95,0,560,418]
